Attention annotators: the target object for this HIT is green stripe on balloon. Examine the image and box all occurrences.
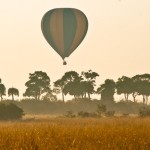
[63,8,77,57]
[68,10,88,57]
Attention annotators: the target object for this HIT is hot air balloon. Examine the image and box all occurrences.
[41,8,88,65]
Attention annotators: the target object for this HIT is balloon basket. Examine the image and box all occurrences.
[63,60,67,65]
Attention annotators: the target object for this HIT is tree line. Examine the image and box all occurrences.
[0,79,19,101]
[0,71,150,104]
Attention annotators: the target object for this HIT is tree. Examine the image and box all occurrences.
[81,70,99,99]
[130,77,140,103]
[53,78,65,102]
[42,92,57,101]
[62,71,81,82]
[80,81,94,100]
[0,79,6,101]
[97,79,116,104]
[24,71,51,100]
[63,80,83,99]
[62,71,98,100]
[79,81,94,99]
[8,87,19,100]
[81,70,99,82]
[60,71,82,98]
[55,70,99,100]
[116,76,133,101]
[132,74,150,104]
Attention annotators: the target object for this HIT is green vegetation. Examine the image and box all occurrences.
[0,71,150,117]
[8,87,19,100]
[0,70,150,149]
[139,106,150,117]
[23,71,51,100]
[0,79,6,101]
[1,71,150,105]
[0,103,24,120]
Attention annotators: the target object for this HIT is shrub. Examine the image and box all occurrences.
[78,111,98,118]
[65,110,76,118]
[105,111,115,117]
[78,111,90,118]
[139,106,150,117]
[96,104,107,116]
[0,103,24,120]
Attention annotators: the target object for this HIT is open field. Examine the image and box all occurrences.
[0,117,150,150]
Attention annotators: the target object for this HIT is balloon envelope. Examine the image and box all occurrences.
[41,8,88,60]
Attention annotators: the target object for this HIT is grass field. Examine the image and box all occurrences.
[0,117,150,150]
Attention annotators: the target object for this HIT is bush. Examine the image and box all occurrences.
[96,104,107,116]
[105,111,115,117]
[139,106,150,117]
[0,103,24,120]
[78,111,98,118]
[78,111,89,118]
[65,110,76,118]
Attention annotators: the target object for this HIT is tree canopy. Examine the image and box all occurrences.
[0,71,150,104]
[8,87,19,101]
[97,79,116,104]
[24,71,51,100]
[0,79,6,101]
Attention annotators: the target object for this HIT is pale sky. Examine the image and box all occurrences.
[0,0,150,99]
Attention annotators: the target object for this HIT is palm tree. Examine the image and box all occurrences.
[0,84,6,101]
[8,87,19,100]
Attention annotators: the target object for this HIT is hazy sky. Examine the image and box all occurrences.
[0,0,150,99]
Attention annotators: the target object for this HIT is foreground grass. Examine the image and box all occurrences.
[0,118,150,150]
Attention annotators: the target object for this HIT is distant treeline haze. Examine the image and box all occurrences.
[0,70,150,104]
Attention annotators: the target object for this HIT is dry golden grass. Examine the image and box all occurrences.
[0,117,150,150]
